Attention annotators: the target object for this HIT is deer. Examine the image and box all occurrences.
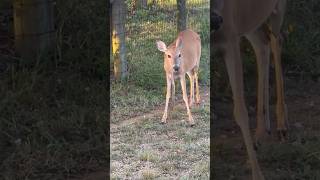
[213,0,288,179]
[156,29,201,126]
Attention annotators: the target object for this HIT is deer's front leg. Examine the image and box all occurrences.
[171,80,175,109]
[224,39,264,180]
[162,75,172,124]
[247,31,271,144]
[180,75,195,126]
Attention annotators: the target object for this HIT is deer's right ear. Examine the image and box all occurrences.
[156,40,167,52]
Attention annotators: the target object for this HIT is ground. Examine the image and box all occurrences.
[110,86,210,179]
[212,78,320,179]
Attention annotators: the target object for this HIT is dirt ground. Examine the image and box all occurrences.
[212,78,320,179]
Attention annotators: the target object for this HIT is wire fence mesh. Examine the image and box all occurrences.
[111,0,209,89]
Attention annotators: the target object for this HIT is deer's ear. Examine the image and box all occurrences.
[175,37,183,50]
[156,40,167,52]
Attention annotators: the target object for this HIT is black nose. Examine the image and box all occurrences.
[173,65,179,71]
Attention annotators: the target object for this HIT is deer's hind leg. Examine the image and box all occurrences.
[269,0,288,141]
[246,28,271,145]
[187,71,195,107]
[270,33,288,141]
[194,67,201,105]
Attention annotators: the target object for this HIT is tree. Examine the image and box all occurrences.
[13,0,54,61]
[177,0,187,32]
[111,0,127,81]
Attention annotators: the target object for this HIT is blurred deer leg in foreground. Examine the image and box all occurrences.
[213,0,287,179]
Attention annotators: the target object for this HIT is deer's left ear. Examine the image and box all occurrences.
[175,36,183,50]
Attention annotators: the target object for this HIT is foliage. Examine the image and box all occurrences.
[0,1,108,179]
[124,0,210,90]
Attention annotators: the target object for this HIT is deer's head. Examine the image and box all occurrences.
[156,37,183,74]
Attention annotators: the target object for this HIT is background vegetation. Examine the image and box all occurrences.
[0,1,107,179]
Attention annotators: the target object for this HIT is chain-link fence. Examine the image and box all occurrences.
[111,0,209,89]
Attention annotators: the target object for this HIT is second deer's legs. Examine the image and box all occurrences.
[270,34,288,140]
[246,29,271,144]
[224,37,265,180]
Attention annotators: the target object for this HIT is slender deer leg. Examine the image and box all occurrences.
[171,80,175,108]
[194,68,201,105]
[187,72,195,107]
[224,39,265,180]
[180,75,195,126]
[270,34,288,140]
[162,75,172,124]
[246,30,271,144]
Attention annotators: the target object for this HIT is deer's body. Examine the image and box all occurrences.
[213,0,287,179]
[157,29,201,125]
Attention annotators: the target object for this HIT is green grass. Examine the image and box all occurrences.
[0,63,108,179]
[110,102,210,178]
[123,0,209,89]
[110,82,164,123]
[0,0,108,179]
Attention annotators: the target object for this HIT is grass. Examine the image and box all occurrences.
[110,100,210,179]
[110,83,163,124]
[212,86,320,179]
[0,62,108,179]
[0,0,108,179]
[213,134,320,179]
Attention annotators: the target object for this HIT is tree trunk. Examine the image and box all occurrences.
[177,0,187,32]
[13,0,54,62]
[112,0,127,81]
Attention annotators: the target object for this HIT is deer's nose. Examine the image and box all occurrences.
[173,65,179,72]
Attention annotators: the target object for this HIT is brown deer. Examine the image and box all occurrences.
[156,29,201,126]
[213,0,287,179]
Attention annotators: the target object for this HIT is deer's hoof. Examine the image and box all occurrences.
[189,121,195,127]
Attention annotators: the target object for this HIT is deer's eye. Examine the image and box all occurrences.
[178,54,181,57]
[167,55,171,58]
